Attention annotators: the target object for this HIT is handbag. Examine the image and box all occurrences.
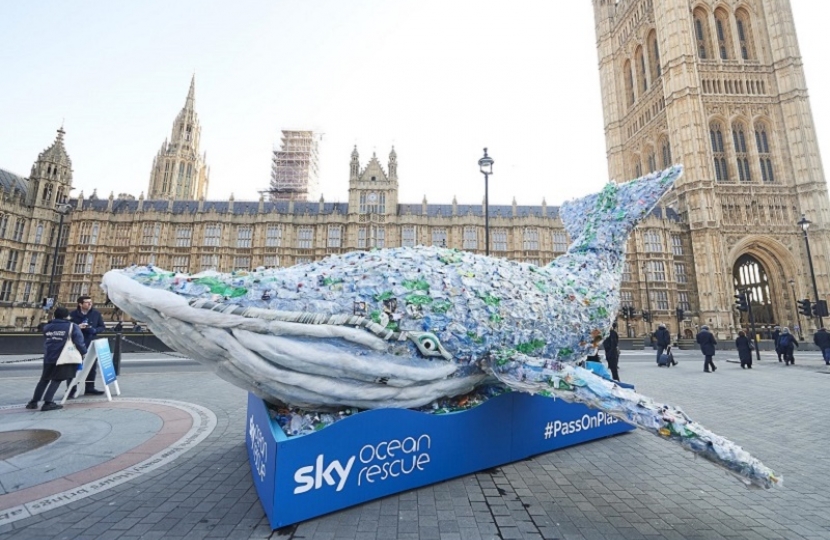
[55,324,84,365]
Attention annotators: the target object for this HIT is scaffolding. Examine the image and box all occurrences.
[268,130,321,202]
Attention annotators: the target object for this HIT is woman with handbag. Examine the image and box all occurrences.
[26,306,88,411]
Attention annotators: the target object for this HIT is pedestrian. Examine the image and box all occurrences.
[26,307,88,411]
[67,295,106,397]
[603,322,620,382]
[654,323,671,365]
[813,327,830,365]
[696,324,717,373]
[771,325,782,362]
[778,327,799,365]
[735,330,753,369]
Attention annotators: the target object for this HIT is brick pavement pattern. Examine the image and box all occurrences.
[1,350,828,539]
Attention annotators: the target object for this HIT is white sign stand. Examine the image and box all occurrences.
[61,338,121,404]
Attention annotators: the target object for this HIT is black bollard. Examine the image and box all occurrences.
[113,332,122,376]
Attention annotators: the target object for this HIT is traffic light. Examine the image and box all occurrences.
[642,310,651,323]
[734,292,748,312]
[675,306,684,320]
[799,298,812,317]
[812,299,828,317]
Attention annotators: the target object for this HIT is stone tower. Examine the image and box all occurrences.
[147,75,210,200]
[592,0,830,334]
[347,147,399,216]
[27,126,73,208]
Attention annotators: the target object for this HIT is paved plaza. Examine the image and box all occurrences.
[0,349,829,540]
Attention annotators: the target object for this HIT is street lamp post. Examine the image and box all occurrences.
[642,262,653,335]
[789,278,804,340]
[478,148,494,256]
[797,214,824,329]
[47,203,72,308]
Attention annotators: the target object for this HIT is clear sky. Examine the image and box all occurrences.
[0,1,828,206]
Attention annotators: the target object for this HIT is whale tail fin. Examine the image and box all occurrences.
[560,165,683,252]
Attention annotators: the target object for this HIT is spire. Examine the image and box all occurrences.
[38,126,72,168]
[186,74,195,110]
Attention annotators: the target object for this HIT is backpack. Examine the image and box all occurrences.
[778,333,792,349]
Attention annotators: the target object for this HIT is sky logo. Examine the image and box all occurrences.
[293,454,356,495]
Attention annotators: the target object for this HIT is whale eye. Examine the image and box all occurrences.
[407,332,450,359]
[418,335,438,351]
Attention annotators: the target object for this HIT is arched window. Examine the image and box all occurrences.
[735,9,755,60]
[647,31,661,80]
[714,9,733,60]
[634,157,643,179]
[660,138,672,168]
[755,122,775,182]
[635,46,648,93]
[623,60,635,106]
[694,9,712,59]
[647,148,657,173]
[733,254,775,325]
[42,183,54,202]
[710,122,729,181]
[732,121,752,182]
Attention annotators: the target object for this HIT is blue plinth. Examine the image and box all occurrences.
[246,388,634,529]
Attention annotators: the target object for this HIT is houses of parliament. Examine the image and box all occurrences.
[1,0,828,341]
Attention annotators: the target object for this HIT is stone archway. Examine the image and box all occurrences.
[727,236,799,332]
[733,254,775,326]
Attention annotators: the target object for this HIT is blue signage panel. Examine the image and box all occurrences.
[509,393,634,461]
[246,393,278,514]
[248,386,635,529]
[270,394,513,528]
[94,339,117,385]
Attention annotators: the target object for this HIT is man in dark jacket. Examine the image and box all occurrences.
[69,295,106,396]
[771,326,782,362]
[603,322,620,381]
[779,327,799,365]
[27,307,88,411]
[813,328,830,365]
[654,323,672,364]
[696,325,717,373]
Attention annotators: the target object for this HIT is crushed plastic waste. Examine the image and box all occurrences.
[101,165,781,489]
[270,385,508,437]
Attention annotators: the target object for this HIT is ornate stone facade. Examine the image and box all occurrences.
[0,128,72,329]
[593,0,830,337]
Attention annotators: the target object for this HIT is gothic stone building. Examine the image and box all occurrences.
[0,129,693,338]
[592,0,830,336]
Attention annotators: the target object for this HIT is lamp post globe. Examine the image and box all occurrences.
[478,148,494,256]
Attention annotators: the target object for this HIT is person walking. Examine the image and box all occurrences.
[813,327,830,366]
[603,322,620,382]
[696,325,717,372]
[26,307,88,411]
[778,327,799,365]
[771,325,783,362]
[68,295,106,396]
[735,330,753,369]
[654,323,672,365]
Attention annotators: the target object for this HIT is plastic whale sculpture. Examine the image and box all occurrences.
[101,165,781,489]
